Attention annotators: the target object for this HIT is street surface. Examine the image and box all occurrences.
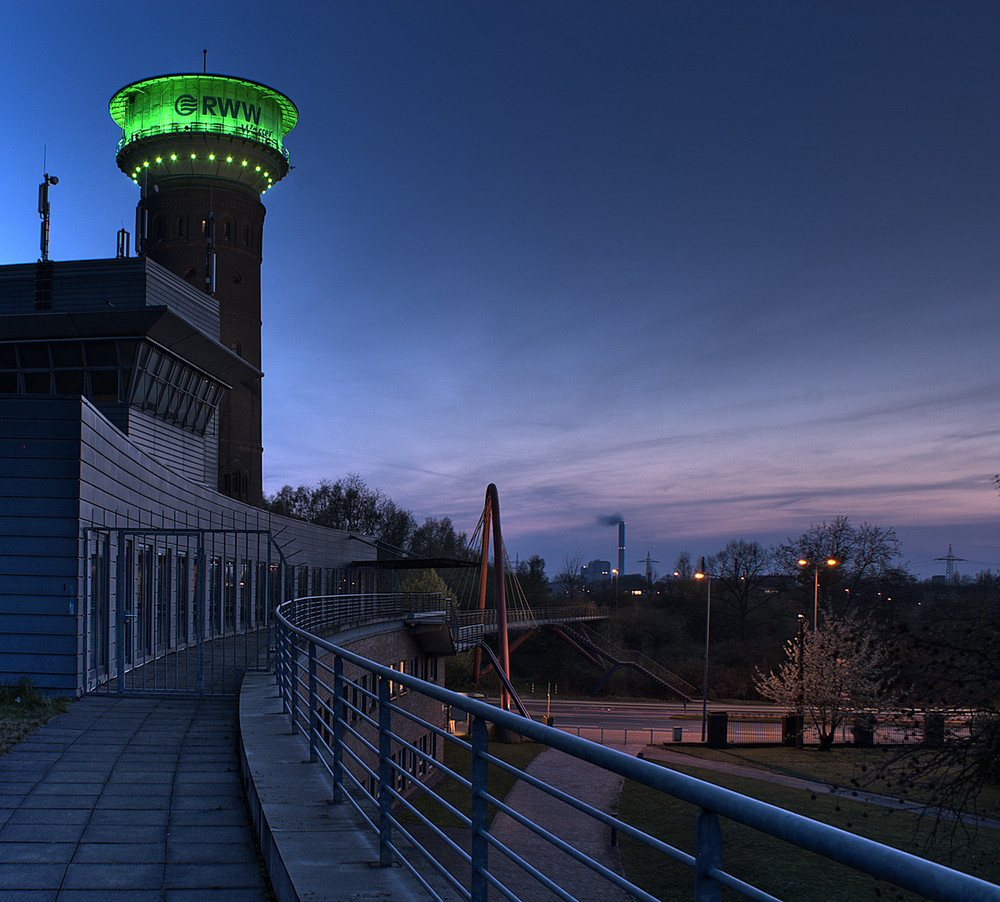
[505,697,784,744]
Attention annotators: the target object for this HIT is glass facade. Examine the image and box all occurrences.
[0,338,224,436]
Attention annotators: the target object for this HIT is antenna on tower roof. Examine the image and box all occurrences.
[203,49,208,74]
[38,151,59,264]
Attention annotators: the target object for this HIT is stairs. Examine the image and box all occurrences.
[555,623,696,704]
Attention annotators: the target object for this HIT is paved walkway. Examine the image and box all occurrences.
[18,692,978,902]
[0,694,268,902]
[488,743,645,902]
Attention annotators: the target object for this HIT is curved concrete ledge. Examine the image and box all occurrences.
[239,671,433,902]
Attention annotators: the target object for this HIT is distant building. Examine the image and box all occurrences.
[582,559,611,582]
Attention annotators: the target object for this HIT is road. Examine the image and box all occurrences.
[504,697,784,744]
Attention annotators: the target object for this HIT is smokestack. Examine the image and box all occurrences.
[618,521,625,576]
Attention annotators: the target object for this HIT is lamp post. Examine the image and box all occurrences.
[798,558,837,628]
[695,562,711,742]
[611,569,618,608]
[795,612,806,749]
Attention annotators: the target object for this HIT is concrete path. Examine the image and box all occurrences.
[488,743,645,902]
[0,694,269,901]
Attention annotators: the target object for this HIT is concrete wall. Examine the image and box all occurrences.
[317,623,447,796]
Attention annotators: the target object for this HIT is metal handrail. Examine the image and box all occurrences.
[116,121,291,159]
[273,595,1000,902]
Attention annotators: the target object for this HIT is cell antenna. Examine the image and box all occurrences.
[38,165,59,262]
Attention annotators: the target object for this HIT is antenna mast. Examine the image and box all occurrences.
[38,170,59,262]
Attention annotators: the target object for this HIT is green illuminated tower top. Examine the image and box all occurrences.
[110,73,298,194]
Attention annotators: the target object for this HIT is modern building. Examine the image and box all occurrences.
[0,73,382,696]
[581,559,611,582]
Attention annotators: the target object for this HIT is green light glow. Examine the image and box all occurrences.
[111,74,296,149]
[110,73,296,194]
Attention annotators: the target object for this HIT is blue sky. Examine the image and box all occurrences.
[4,1,1000,578]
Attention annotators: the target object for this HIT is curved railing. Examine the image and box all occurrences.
[272,594,1000,902]
[116,121,291,160]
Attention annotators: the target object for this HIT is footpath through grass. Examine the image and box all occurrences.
[619,744,1000,902]
[403,737,545,828]
[0,679,70,756]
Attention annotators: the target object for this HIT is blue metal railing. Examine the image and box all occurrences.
[274,595,1000,902]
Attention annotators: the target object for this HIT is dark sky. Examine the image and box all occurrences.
[4,1,1000,578]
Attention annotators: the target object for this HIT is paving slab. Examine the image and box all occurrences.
[0,693,270,900]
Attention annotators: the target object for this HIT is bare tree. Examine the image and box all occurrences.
[264,474,417,546]
[409,516,470,560]
[864,587,1000,828]
[707,539,774,637]
[774,516,904,617]
[555,554,584,600]
[673,551,693,581]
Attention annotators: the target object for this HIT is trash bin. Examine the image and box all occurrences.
[782,714,803,746]
[853,713,876,747]
[672,726,683,743]
[924,712,945,748]
[706,712,728,748]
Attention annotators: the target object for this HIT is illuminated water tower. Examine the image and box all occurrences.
[109,73,297,505]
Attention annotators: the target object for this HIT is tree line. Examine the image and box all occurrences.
[264,474,471,559]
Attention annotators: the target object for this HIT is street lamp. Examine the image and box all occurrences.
[694,563,711,742]
[611,569,618,607]
[795,612,806,749]
[798,558,837,628]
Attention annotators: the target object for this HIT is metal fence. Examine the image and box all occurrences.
[274,596,1000,902]
[562,715,966,749]
[83,527,283,696]
[720,713,967,748]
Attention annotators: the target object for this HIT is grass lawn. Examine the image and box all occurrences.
[0,679,70,756]
[402,735,546,828]
[619,747,1000,902]
[663,744,1000,816]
